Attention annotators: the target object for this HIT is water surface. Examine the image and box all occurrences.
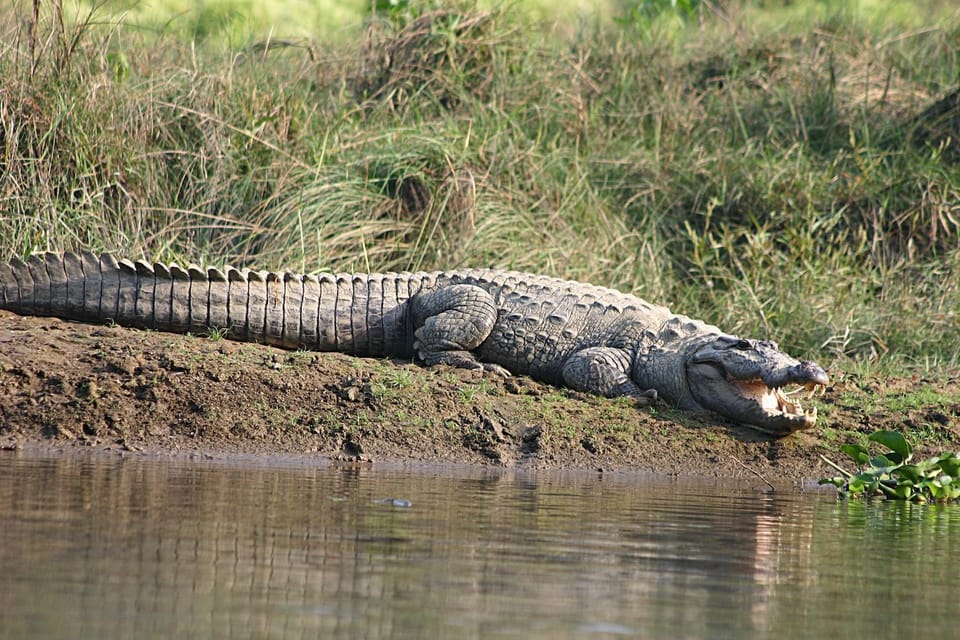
[1,450,958,639]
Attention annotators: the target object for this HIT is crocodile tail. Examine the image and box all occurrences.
[0,251,419,355]
[0,251,106,321]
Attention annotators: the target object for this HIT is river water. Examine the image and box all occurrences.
[1,450,958,639]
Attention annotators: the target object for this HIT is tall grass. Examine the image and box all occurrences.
[1,0,958,370]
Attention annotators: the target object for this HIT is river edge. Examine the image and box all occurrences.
[2,311,958,482]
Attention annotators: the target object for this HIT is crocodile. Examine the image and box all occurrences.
[0,251,828,435]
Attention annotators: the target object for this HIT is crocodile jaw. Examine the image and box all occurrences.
[685,337,829,436]
[730,378,819,429]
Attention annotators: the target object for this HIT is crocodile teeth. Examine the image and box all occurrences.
[733,379,820,420]
[773,387,802,416]
[775,387,819,422]
[791,381,825,397]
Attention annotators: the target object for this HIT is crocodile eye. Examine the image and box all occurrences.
[733,339,753,350]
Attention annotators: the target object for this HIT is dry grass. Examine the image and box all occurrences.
[1,0,958,370]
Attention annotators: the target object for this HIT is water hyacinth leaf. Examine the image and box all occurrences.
[841,443,870,466]
[894,465,923,484]
[869,455,897,470]
[852,472,880,494]
[917,458,940,476]
[868,430,912,461]
[936,453,960,477]
[847,476,867,493]
[892,484,913,500]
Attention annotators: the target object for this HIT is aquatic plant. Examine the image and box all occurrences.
[820,430,960,503]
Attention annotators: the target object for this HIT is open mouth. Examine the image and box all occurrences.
[730,378,823,427]
[686,339,830,434]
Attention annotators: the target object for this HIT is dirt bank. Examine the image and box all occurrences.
[1,311,958,481]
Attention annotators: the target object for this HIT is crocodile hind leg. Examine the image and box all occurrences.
[562,347,659,405]
[410,284,510,376]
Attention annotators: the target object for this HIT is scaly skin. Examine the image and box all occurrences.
[0,251,829,435]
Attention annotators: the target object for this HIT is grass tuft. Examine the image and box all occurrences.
[1,0,959,371]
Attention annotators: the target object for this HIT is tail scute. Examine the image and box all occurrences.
[79,251,103,320]
[0,261,17,309]
[10,257,34,312]
[97,252,121,321]
[27,255,51,314]
[45,252,69,316]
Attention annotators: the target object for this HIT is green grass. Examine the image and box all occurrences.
[1,0,959,373]
[886,387,960,413]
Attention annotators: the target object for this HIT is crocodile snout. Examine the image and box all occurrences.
[792,361,829,386]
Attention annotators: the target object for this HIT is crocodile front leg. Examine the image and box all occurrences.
[562,347,658,405]
[410,284,510,376]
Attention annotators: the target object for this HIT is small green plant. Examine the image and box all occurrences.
[819,430,960,503]
[203,326,229,341]
[370,367,415,400]
[382,368,414,389]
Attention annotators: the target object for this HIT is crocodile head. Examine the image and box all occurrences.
[684,335,829,436]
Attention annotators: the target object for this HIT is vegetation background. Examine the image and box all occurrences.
[1,0,958,375]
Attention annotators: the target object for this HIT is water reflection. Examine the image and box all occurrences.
[0,451,957,639]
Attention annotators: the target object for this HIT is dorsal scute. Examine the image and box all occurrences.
[44,252,64,275]
[135,260,154,277]
[99,253,120,271]
[79,249,99,267]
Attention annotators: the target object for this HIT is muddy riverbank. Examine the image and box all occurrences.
[2,311,958,481]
